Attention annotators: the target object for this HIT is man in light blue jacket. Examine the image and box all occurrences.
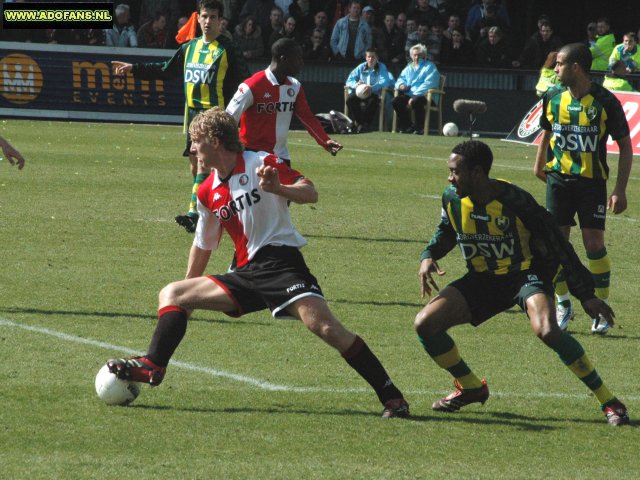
[330,1,372,61]
[392,44,440,135]
[345,48,395,132]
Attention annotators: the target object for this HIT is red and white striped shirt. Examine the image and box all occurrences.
[226,68,330,160]
[194,151,308,268]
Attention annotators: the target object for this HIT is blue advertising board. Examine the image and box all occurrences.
[0,41,184,124]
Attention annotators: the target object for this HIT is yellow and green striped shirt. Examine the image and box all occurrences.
[420,180,596,301]
[131,35,249,129]
[540,83,629,180]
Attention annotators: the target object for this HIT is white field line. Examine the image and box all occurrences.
[1,318,638,401]
[294,141,640,181]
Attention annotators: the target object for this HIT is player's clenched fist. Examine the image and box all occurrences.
[256,165,281,194]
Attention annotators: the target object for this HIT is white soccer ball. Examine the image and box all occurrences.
[355,83,371,99]
[443,122,459,137]
[95,364,141,406]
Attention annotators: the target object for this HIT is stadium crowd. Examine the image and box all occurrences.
[2,0,640,76]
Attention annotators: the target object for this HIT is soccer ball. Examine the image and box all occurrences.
[95,364,141,406]
[443,122,459,137]
[355,83,371,99]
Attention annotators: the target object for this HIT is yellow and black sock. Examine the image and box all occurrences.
[418,332,483,390]
[587,247,610,302]
[549,331,615,405]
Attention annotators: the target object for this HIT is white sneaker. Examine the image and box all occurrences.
[591,315,610,335]
[556,303,574,331]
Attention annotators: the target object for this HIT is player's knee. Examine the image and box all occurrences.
[159,282,181,306]
[583,238,604,253]
[414,310,436,337]
[532,317,561,344]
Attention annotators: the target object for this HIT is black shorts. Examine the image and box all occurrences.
[545,172,607,230]
[211,245,324,319]
[449,269,554,326]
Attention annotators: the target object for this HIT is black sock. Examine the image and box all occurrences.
[342,335,403,404]
[146,306,188,367]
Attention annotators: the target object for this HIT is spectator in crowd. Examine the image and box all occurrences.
[407,0,441,29]
[289,0,317,34]
[405,22,430,63]
[584,22,597,48]
[603,60,637,92]
[392,43,440,135]
[262,6,285,50]
[219,0,243,27]
[165,15,190,49]
[475,26,512,68]
[303,10,330,46]
[105,4,138,47]
[426,20,444,63]
[345,48,395,132]
[513,20,563,69]
[380,12,407,75]
[535,51,558,96]
[442,13,462,40]
[233,15,265,60]
[609,32,640,73]
[395,12,408,33]
[137,11,169,48]
[590,17,616,71]
[43,29,71,44]
[269,15,301,49]
[467,3,509,45]
[464,0,510,35]
[239,0,277,35]
[70,29,105,46]
[330,1,372,62]
[428,0,448,17]
[439,27,474,66]
[362,6,385,54]
[139,0,180,36]
[302,28,332,61]
[275,0,294,16]
[367,0,407,16]
[219,16,233,40]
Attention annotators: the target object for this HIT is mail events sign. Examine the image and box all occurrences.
[0,53,43,104]
[0,43,183,124]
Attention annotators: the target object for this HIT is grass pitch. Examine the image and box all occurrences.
[1,120,639,479]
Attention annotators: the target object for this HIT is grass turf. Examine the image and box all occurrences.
[0,120,638,479]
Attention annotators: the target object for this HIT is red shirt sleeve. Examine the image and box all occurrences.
[263,154,310,185]
[294,85,331,147]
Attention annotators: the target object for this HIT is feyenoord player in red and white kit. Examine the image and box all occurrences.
[226,38,342,161]
[107,108,409,418]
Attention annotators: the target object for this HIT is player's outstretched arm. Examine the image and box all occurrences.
[112,61,133,75]
[0,136,25,169]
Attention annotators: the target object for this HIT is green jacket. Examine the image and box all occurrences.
[602,75,635,92]
[590,33,616,71]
